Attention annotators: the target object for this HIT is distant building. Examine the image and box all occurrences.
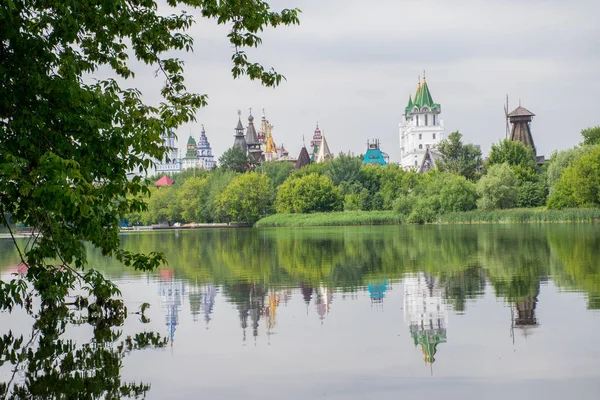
[315,133,333,163]
[155,175,174,187]
[245,110,263,163]
[418,147,442,173]
[233,110,248,153]
[155,126,216,174]
[310,123,323,162]
[196,125,216,169]
[399,74,445,170]
[295,146,311,169]
[507,104,545,164]
[362,139,389,166]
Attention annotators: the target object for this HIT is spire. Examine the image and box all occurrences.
[233,110,248,152]
[246,112,259,145]
[315,132,332,163]
[411,73,440,111]
[295,146,311,170]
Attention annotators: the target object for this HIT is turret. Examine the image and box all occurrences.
[233,110,248,153]
[507,105,536,156]
[245,109,263,163]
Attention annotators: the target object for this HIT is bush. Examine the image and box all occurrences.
[547,146,600,208]
[392,194,414,216]
[215,172,273,223]
[407,197,439,224]
[476,163,518,210]
[276,173,343,213]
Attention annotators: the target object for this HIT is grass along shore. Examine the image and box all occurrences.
[254,208,600,227]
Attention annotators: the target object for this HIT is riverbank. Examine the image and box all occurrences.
[254,208,600,227]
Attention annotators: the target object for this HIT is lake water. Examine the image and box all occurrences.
[1,224,600,399]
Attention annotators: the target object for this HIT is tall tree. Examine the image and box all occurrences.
[436,131,482,180]
[219,146,255,173]
[487,139,538,180]
[581,126,600,146]
[0,0,299,312]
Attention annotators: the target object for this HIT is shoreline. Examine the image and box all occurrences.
[254,208,600,228]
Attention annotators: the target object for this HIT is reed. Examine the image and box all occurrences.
[255,211,405,227]
[438,208,600,224]
[256,208,600,227]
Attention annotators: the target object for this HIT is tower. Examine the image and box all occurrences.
[507,105,536,156]
[233,110,248,153]
[197,125,216,170]
[182,135,200,170]
[399,73,445,170]
[155,128,182,174]
[245,109,263,163]
[315,132,333,163]
[310,123,322,161]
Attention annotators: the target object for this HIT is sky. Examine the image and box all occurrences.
[136,0,600,162]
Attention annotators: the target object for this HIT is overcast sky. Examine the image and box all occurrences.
[139,0,600,162]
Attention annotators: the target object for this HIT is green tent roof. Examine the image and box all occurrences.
[406,78,441,116]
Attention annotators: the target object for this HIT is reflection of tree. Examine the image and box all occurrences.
[547,226,600,310]
[31,224,600,318]
[0,301,166,398]
[480,227,549,336]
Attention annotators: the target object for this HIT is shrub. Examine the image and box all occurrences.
[276,173,343,213]
[547,146,600,208]
[215,172,273,223]
[476,163,518,210]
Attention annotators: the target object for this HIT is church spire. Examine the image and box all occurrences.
[233,109,248,152]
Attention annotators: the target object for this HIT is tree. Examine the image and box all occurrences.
[436,131,482,180]
[581,126,600,146]
[476,163,518,210]
[487,139,538,181]
[179,176,208,222]
[276,173,343,213]
[547,146,600,208]
[546,146,590,191]
[257,161,295,190]
[215,172,273,223]
[326,153,363,188]
[219,146,254,173]
[0,0,300,389]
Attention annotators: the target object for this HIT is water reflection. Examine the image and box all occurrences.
[404,273,448,371]
[2,224,600,398]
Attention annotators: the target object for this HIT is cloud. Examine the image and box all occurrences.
[125,0,600,162]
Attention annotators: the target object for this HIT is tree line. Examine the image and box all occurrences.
[128,126,600,225]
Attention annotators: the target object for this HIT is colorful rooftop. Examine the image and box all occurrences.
[362,139,388,166]
[405,74,441,115]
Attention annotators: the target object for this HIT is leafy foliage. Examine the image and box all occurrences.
[581,126,600,146]
[476,163,518,210]
[276,173,343,213]
[215,172,274,223]
[257,161,295,190]
[547,145,600,208]
[487,139,538,180]
[436,131,482,180]
[219,146,255,173]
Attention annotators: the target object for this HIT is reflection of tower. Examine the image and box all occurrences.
[299,283,313,314]
[510,292,539,340]
[201,284,217,326]
[315,286,333,321]
[158,272,185,345]
[368,279,389,304]
[403,273,448,371]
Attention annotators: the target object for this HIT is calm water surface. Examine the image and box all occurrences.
[2,224,600,399]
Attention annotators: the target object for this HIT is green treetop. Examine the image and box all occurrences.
[0,0,300,310]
